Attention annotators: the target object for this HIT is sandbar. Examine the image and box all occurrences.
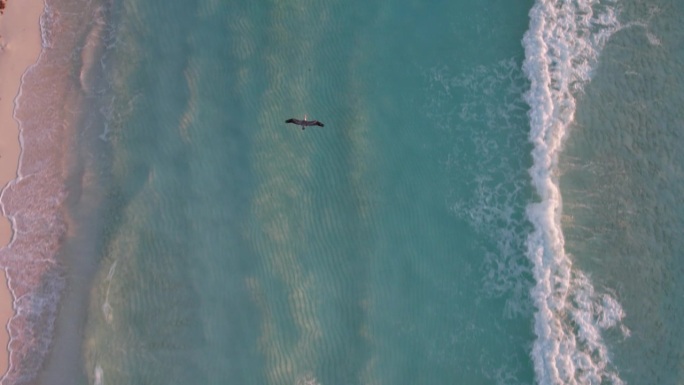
[0,0,45,377]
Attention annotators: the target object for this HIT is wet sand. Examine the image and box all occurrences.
[0,0,45,377]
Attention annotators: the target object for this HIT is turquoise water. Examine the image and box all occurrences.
[558,2,684,383]
[2,0,684,384]
[83,0,536,384]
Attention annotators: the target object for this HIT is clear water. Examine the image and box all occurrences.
[2,0,683,384]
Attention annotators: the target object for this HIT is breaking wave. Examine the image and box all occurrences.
[522,0,628,384]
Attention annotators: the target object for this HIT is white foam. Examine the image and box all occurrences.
[296,372,321,385]
[0,0,118,382]
[94,364,103,385]
[39,1,56,49]
[101,260,116,324]
[0,2,58,383]
[522,0,627,384]
[427,58,534,319]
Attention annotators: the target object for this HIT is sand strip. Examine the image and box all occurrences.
[0,0,45,377]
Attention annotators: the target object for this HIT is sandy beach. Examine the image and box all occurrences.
[0,0,45,377]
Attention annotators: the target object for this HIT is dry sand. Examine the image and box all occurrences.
[0,0,45,376]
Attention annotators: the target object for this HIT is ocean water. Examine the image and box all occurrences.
[1,0,683,384]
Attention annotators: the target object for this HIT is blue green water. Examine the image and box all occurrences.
[83,1,536,384]
[3,0,684,384]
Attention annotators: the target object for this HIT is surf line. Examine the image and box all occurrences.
[521,1,626,384]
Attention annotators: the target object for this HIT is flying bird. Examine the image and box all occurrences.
[285,115,325,130]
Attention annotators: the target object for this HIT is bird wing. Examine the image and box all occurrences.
[285,118,323,127]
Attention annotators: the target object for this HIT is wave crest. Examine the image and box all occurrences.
[522,0,627,384]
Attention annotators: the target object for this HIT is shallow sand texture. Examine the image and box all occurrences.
[0,0,45,378]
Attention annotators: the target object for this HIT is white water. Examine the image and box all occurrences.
[522,0,628,384]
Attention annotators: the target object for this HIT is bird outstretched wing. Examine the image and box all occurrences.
[285,118,324,127]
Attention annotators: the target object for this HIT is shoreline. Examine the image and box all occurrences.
[0,0,45,378]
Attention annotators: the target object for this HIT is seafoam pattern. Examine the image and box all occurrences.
[522,0,629,384]
[426,58,534,320]
[0,0,111,383]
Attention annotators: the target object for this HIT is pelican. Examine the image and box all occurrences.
[285,115,325,130]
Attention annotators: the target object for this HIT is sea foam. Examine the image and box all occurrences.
[427,58,535,319]
[522,0,627,384]
[0,0,113,383]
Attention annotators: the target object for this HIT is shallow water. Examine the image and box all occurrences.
[80,1,536,384]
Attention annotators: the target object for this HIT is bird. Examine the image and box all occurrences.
[285,115,325,130]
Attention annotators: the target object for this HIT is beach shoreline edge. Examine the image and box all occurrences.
[0,0,46,379]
